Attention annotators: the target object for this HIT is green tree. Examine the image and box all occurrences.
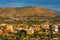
[34,31,39,37]
[17,30,27,37]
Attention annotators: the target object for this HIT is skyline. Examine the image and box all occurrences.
[0,0,60,11]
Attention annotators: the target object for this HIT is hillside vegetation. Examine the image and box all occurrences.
[0,6,60,24]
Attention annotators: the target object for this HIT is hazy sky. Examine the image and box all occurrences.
[0,0,60,11]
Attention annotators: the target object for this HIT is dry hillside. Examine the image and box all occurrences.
[0,6,57,18]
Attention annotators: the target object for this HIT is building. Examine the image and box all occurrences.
[6,24,14,32]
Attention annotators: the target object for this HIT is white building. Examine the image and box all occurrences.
[53,24,58,32]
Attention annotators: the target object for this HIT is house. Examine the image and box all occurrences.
[41,24,49,29]
[6,24,14,32]
[26,27,34,35]
[0,29,3,34]
[4,29,11,33]
[11,24,34,34]
[52,24,59,32]
[12,24,29,30]
[34,27,40,31]
[58,24,60,32]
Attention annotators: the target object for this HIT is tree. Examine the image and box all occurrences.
[34,31,39,37]
[17,30,27,37]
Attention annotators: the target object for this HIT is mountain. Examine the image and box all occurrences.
[0,6,57,18]
[52,10,60,16]
[0,6,60,24]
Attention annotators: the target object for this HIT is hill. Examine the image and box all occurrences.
[0,6,57,17]
[0,6,60,24]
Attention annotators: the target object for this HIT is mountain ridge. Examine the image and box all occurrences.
[0,6,59,18]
